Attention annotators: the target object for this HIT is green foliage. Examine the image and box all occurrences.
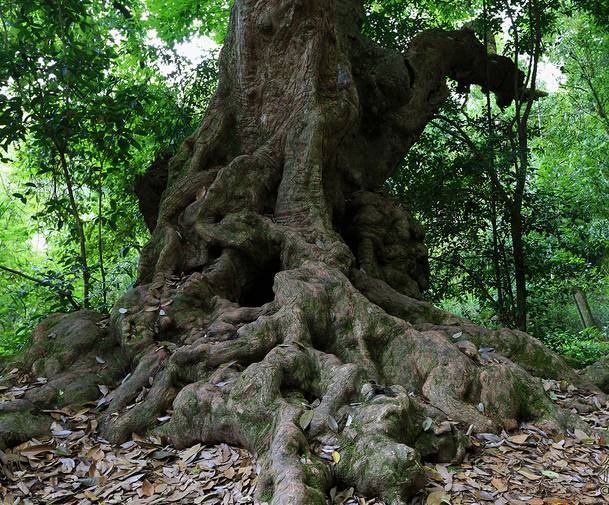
[146,0,232,44]
[574,0,609,28]
[439,294,499,327]
[0,0,218,354]
[362,0,476,48]
[389,1,609,364]
[543,327,609,367]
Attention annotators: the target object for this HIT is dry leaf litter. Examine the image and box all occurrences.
[1,369,608,505]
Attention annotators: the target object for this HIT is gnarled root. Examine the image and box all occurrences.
[0,311,127,448]
[0,212,592,503]
[41,261,579,504]
[0,261,591,502]
[0,0,594,500]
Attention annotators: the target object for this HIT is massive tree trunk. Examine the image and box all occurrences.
[0,1,602,503]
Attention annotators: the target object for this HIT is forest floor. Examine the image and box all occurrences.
[1,369,608,505]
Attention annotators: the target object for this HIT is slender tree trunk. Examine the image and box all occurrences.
[510,204,527,330]
[98,161,107,307]
[55,4,90,307]
[490,203,504,314]
[500,235,516,322]
[57,147,90,308]
[573,287,598,329]
[507,0,542,332]
[482,0,506,323]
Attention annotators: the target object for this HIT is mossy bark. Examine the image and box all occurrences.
[0,1,601,503]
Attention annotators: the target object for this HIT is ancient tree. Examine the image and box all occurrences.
[1,1,606,503]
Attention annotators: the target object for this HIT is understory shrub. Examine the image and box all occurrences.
[542,327,609,367]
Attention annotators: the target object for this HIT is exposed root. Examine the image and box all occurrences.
[1,259,593,503]
[583,356,609,392]
[0,311,127,448]
[352,270,588,385]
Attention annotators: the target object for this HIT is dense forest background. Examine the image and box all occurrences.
[0,0,607,367]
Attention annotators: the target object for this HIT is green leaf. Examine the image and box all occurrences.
[12,193,27,204]
[422,417,433,432]
[326,415,339,432]
[299,410,314,431]
[541,470,560,479]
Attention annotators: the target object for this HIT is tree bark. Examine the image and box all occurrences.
[57,147,91,308]
[98,161,107,308]
[510,205,527,330]
[0,2,597,503]
[573,287,598,329]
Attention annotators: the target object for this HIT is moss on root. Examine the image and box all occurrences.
[257,489,274,503]
[0,410,51,449]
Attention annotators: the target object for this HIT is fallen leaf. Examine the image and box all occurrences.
[541,469,560,479]
[518,468,542,481]
[142,479,154,497]
[180,443,201,463]
[491,478,508,492]
[326,415,339,432]
[299,410,314,431]
[426,490,450,505]
[423,417,434,431]
[573,429,592,442]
